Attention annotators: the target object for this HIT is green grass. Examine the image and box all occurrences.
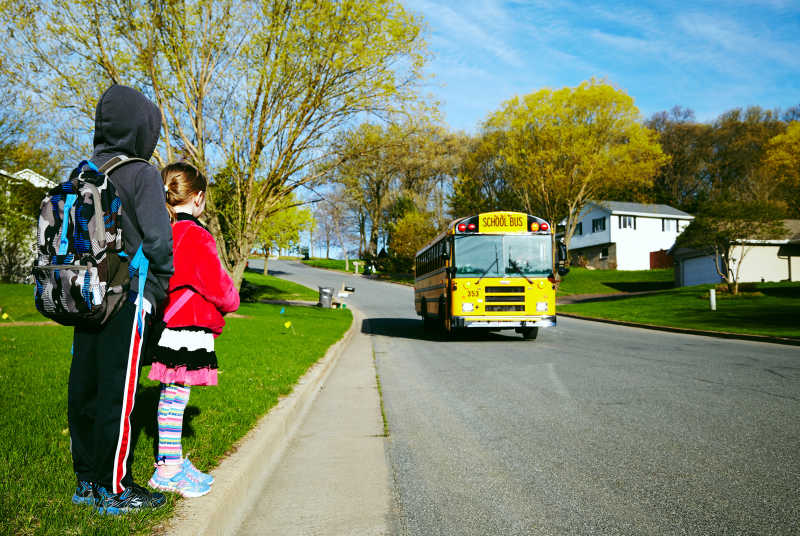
[557,267,675,296]
[559,282,800,339]
[302,258,365,273]
[240,271,319,302]
[0,284,351,535]
[300,259,416,286]
[0,283,41,322]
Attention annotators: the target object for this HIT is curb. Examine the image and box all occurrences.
[162,306,361,536]
[557,312,800,347]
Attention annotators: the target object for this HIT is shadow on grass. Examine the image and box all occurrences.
[244,265,289,276]
[131,384,200,461]
[239,278,287,303]
[603,281,675,292]
[760,286,800,298]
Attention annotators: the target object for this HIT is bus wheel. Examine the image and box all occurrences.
[421,300,436,331]
[520,327,539,340]
[438,298,450,337]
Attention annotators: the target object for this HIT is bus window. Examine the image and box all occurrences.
[503,235,552,276]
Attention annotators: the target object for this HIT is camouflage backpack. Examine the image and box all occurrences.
[33,156,149,327]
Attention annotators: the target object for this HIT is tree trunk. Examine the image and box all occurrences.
[263,250,269,275]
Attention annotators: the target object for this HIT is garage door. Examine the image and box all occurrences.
[682,255,723,286]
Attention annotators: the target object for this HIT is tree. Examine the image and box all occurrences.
[674,107,791,294]
[0,173,46,282]
[485,79,667,260]
[763,121,800,217]
[706,107,786,207]
[676,200,786,294]
[325,120,462,259]
[451,130,524,218]
[387,210,439,272]
[2,0,427,287]
[644,107,713,212]
[313,186,359,270]
[254,196,314,275]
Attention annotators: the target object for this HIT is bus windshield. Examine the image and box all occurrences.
[453,234,552,278]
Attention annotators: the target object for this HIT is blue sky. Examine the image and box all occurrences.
[403,0,800,133]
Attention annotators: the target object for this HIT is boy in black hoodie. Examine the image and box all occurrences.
[69,85,174,514]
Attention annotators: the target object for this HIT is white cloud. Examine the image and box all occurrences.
[405,0,525,67]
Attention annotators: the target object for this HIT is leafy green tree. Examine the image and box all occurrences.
[485,79,667,257]
[254,195,314,275]
[325,120,461,258]
[387,210,439,272]
[706,107,786,207]
[2,0,427,287]
[674,107,792,294]
[451,130,524,218]
[763,121,800,217]
[0,173,46,282]
[643,107,713,212]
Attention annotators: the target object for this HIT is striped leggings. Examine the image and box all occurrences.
[156,383,191,464]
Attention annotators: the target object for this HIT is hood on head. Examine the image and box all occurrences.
[92,84,161,160]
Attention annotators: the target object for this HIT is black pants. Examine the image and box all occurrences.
[68,299,150,493]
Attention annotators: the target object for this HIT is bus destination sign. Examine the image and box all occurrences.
[479,212,527,233]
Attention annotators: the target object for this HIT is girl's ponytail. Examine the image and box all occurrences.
[162,162,208,223]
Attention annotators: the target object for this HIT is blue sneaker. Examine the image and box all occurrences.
[72,480,94,506]
[95,483,166,515]
[148,467,210,498]
[182,457,214,486]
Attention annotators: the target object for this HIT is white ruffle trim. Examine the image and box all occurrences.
[157,328,215,352]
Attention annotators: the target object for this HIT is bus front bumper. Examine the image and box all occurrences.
[451,315,556,329]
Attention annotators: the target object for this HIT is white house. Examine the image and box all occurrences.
[567,201,694,270]
[0,168,56,189]
[670,220,800,287]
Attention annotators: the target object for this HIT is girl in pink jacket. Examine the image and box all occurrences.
[147,162,239,498]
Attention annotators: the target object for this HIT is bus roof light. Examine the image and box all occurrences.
[530,222,540,232]
[540,222,549,231]
[457,223,467,232]
[467,223,476,231]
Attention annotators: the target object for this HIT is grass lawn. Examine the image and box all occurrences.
[0,282,351,535]
[559,282,800,339]
[557,267,675,296]
[301,259,415,286]
[240,271,319,302]
[302,258,364,273]
[0,283,43,322]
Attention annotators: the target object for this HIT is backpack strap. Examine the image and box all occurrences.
[130,244,149,336]
[98,155,150,175]
[100,155,152,333]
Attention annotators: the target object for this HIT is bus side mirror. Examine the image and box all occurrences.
[556,241,569,276]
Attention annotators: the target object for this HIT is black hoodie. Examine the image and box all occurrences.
[91,85,173,306]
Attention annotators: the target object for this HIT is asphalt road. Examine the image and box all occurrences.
[262,259,800,536]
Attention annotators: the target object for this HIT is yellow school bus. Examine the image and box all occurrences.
[414,211,567,340]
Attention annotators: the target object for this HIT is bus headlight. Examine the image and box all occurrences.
[536,302,548,312]
[462,303,475,312]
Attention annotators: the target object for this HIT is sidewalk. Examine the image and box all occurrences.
[163,307,391,535]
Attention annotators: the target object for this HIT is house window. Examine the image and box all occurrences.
[619,215,636,229]
[600,247,609,259]
[592,217,606,233]
[662,218,674,232]
[575,222,582,236]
